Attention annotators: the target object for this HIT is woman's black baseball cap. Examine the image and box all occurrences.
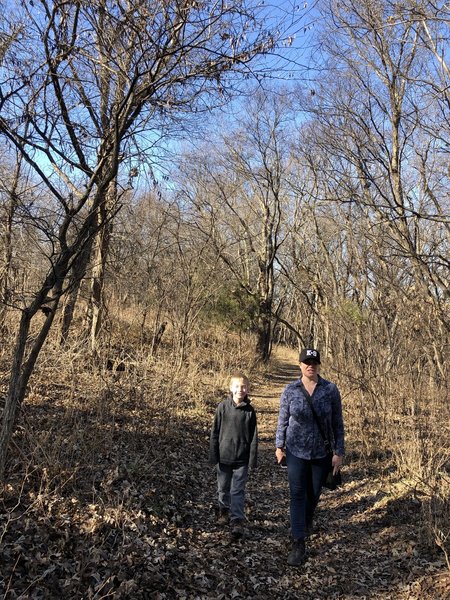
[299,348,321,364]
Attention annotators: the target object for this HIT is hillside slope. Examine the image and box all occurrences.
[148,346,449,599]
[1,347,448,599]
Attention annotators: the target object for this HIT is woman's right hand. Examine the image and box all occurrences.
[275,447,286,464]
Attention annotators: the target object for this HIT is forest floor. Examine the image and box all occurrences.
[143,346,449,600]
[1,346,449,599]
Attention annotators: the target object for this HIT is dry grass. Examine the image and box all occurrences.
[0,311,449,597]
[340,370,450,563]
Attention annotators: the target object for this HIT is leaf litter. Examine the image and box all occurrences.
[0,353,449,599]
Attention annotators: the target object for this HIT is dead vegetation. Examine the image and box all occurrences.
[1,2,449,597]
[0,328,449,599]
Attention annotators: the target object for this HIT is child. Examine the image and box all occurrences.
[209,373,258,538]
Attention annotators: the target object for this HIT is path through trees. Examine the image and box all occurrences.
[151,346,449,599]
[1,347,448,598]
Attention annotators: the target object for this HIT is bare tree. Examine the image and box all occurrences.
[0,0,293,477]
[309,0,449,336]
[104,190,173,352]
[0,154,21,329]
[178,89,295,361]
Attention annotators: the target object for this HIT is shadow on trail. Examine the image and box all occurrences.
[154,351,446,600]
[266,366,298,385]
[304,475,427,599]
[159,448,446,599]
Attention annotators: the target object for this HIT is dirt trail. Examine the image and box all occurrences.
[3,349,448,599]
[153,346,449,599]
[250,345,299,457]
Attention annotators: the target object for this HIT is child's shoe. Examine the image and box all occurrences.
[216,508,229,525]
[230,518,244,538]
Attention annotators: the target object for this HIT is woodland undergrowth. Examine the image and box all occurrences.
[0,316,449,599]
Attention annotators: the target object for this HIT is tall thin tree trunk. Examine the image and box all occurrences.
[60,234,96,345]
[0,285,61,478]
[89,221,111,350]
[0,163,21,329]
[86,181,117,350]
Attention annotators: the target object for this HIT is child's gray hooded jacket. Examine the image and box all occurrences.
[209,394,257,468]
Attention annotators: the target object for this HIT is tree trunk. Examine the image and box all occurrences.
[255,300,272,363]
[60,234,96,345]
[0,207,100,479]
[0,163,21,329]
[0,288,61,478]
[86,181,117,350]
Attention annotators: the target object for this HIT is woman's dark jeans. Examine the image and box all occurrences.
[286,449,330,540]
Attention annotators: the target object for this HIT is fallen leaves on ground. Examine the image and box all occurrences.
[1,356,449,599]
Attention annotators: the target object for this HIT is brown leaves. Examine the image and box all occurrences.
[1,357,449,599]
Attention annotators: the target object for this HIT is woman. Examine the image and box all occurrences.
[275,348,345,566]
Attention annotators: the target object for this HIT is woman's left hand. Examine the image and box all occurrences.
[332,454,343,475]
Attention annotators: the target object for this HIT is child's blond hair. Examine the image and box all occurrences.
[229,372,250,386]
